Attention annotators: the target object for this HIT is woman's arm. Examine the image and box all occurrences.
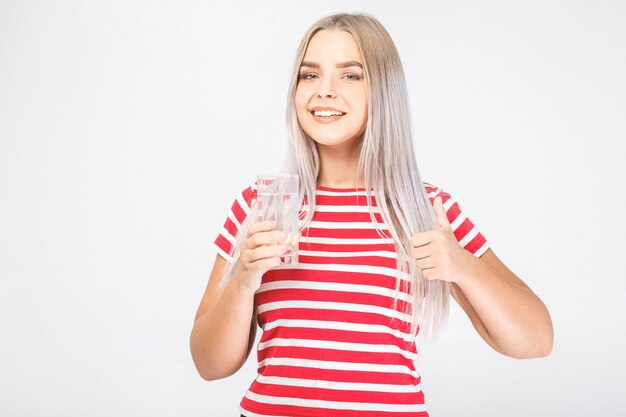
[189,254,258,381]
[451,248,553,358]
[189,221,288,380]
[411,197,553,358]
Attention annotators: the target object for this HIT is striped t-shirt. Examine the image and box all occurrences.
[213,182,489,417]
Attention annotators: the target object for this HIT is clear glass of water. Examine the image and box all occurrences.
[256,174,299,265]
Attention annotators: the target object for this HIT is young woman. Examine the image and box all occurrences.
[190,12,553,417]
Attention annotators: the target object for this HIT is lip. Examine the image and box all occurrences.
[310,106,346,113]
[309,106,346,123]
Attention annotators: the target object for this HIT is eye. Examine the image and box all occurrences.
[299,73,318,80]
[344,73,361,81]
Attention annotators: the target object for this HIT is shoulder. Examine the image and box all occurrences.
[213,180,258,261]
[423,180,490,256]
[231,179,258,208]
[223,179,258,225]
[422,181,451,201]
[240,180,258,207]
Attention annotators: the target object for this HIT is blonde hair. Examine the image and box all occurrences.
[225,12,450,340]
[284,12,449,339]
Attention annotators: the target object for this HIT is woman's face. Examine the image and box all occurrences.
[295,30,368,151]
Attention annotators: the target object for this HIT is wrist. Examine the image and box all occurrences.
[231,264,262,296]
[453,252,482,288]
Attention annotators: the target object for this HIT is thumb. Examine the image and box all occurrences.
[433,196,451,229]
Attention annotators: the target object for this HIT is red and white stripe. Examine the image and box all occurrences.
[213,182,489,417]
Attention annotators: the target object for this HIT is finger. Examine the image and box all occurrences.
[287,232,300,250]
[433,196,451,230]
[249,230,289,248]
[248,243,289,262]
[247,220,275,238]
[415,256,435,271]
[411,231,436,248]
[410,246,431,261]
[421,267,437,280]
[249,255,282,272]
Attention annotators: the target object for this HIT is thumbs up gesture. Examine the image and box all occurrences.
[410,196,477,284]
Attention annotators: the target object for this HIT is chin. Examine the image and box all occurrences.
[312,136,362,148]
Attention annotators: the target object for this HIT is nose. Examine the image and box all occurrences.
[317,77,337,99]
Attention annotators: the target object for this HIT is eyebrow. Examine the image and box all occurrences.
[300,60,363,69]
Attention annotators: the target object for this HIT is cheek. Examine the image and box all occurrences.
[359,90,368,112]
[294,93,309,127]
[294,85,309,109]
[356,93,368,123]
[346,87,368,114]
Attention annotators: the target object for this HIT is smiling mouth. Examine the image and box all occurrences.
[312,109,346,117]
[310,110,346,123]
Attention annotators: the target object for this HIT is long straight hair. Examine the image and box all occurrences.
[284,13,450,340]
[224,13,450,340]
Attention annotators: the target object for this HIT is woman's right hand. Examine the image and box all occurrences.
[190,220,287,380]
[233,220,289,292]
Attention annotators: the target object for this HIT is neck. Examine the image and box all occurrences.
[316,141,364,189]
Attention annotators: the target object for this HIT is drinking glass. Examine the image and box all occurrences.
[256,174,299,265]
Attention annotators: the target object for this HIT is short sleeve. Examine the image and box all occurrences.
[212,182,257,263]
[423,182,490,258]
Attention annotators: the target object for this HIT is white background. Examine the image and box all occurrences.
[1,1,625,416]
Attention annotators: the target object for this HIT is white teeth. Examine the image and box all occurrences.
[313,110,344,117]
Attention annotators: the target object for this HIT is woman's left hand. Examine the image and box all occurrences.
[410,196,477,284]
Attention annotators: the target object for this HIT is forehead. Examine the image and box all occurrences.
[303,30,362,62]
